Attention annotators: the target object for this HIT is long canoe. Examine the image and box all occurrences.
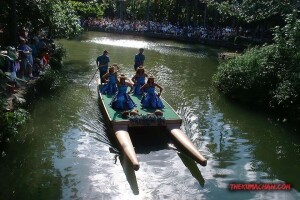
[97,79,207,170]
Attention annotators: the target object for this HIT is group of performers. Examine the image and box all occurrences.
[99,63,164,111]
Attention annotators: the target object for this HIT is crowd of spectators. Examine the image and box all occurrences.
[0,27,55,92]
[83,17,236,41]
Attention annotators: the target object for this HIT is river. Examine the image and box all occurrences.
[0,31,300,200]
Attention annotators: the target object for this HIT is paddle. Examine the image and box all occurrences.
[88,68,99,87]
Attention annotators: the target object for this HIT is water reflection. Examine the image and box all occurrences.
[178,152,205,187]
[88,37,209,58]
[211,91,300,191]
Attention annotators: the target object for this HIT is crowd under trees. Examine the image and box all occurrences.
[1,0,299,46]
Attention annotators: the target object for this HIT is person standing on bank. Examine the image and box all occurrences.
[96,50,110,84]
[134,48,145,71]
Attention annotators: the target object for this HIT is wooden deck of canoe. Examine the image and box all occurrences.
[97,80,207,170]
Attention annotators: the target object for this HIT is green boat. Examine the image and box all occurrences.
[97,79,207,171]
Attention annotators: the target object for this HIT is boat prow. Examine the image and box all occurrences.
[167,125,207,166]
[114,125,140,170]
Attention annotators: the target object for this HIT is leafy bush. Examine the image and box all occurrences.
[0,97,29,144]
[70,1,105,18]
[49,45,66,70]
[213,11,300,119]
[34,70,61,94]
[47,0,83,38]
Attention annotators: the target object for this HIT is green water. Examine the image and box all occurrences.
[0,31,299,199]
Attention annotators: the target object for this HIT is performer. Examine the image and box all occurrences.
[140,75,164,109]
[100,65,119,95]
[131,66,148,95]
[133,48,145,71]
[96,50,110,84]
[110,74,136,110]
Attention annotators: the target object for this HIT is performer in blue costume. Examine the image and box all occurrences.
[131,66,148,95]
[110,74,136,110]
[140,75,164,109]
[101,65,119,95]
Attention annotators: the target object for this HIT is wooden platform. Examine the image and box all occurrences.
[98,86,182,127]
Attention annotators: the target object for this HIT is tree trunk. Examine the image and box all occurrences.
[7,0,17,46]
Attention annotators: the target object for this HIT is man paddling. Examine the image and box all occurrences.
[134,48,145,71]
[96,50,110,84]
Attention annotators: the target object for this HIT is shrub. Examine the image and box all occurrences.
[0,97,29,144]
[213,11,300,119]
[49,45,66,71]
[34,70,61,94]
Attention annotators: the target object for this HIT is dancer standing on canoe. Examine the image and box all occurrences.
[131,66,148,95]
[96,50,110,84]
[101,64,119,95]
[140,75,164,109]
[134,48,145,71]
[110,74,136,110]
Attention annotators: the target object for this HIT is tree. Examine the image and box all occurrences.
[205,0,297,23]
[1,0,84,44]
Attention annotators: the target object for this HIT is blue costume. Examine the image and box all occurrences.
[133,76,146,95]
[96,54,110,83]
[110,85,136,110]
[100,74,118,95]
[141,85,164,109]
[134,53,145,70]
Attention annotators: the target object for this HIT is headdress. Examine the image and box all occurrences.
[148,75,154,80]
[137,66,144,72]
[108,66,115,71]
[119,74,126,79]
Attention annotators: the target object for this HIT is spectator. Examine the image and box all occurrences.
[18,36,33,79]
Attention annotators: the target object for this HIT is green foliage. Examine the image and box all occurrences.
[49,45,66,70]
[213,11,300,118]
[214,46,277,100]
[205,0,296,23]
[0,97,29,143]
[129,114,165,126]
[1,0,83,39]
[69,0,105,18]
[30,42,65,94]
[46,1,83,38]
[35,70,61,94]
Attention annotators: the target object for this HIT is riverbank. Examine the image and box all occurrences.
[0,45,65,145]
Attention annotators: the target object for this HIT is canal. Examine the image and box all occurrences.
[0,31,300,199]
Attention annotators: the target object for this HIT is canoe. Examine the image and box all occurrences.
[97,79,207,170]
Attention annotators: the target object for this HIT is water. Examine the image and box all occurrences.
[0,31,300,199]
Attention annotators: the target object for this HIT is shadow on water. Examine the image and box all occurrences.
[103,127,172,195]
[177,152,205,187]
[128,127,171,154]
[123,127,206,190]
[119,155,139,195]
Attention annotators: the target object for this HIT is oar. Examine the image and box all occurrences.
[88,68,99,87]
